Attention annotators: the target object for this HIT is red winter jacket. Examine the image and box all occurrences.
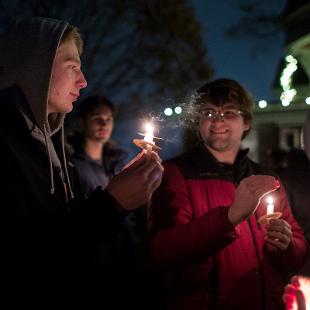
[148,145,308,310]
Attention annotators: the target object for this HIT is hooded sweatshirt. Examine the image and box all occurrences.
[0,18,125,307]
[0,17,66,134]
[0,17,69,195]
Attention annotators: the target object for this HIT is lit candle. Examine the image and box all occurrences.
[143,123,154,157]
[258,194,282,224]
[133,121,161,156]
[266,196,274,215]
[143,123,154,143]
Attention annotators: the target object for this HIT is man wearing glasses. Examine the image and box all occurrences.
[148,78,307,310]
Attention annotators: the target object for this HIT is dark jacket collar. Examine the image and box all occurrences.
[174,143,255,184]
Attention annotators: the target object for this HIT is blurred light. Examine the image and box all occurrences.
[280,55,298,106]
[281,99,290,106]
[144,122,154,133]
[285,55,294,62]
[174,106,182,114]
[258,100,267,109]
[306,97,310,105]
[143,122,154,143]
[164,107,173,116]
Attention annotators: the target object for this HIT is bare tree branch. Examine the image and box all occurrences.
[1,0,213,112]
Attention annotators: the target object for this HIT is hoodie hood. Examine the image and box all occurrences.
[0,17,77,199]
[0,17,68,135]
[304,111,310,160]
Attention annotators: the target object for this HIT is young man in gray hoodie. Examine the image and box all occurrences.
[0,17,163,307]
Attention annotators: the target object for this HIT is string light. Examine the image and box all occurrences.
[174,106,182,114]
[280,55,298,106]
[164,107,173,116]
[164,106,183,116]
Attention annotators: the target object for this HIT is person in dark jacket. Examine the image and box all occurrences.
[68,95,139,306]
[69,95,127,196]
[276,148,310,244]
[0,17,163,307]
[148,78,308,310]
[283,112,310,310]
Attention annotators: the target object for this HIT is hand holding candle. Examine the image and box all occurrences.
[107,150,164,210]
[265,217,292,252]
[228,175,280,227]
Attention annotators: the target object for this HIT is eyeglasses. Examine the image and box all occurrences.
[200,109,243,121]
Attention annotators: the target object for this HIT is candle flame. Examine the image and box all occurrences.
[267,197,274,205]
[143,122,154,143]
[144,123,154,133]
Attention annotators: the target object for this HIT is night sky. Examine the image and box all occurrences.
[191,0,287,102]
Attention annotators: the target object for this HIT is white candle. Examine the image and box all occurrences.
[143,123,154,157]
[266,196,274,215]
[143,123,154,143]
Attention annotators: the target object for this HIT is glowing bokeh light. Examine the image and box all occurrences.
[164,107,173,116]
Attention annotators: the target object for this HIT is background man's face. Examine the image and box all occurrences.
[82,106,114,144]
[48,39,87,114]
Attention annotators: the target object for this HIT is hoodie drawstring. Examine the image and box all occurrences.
[61,125,74,199]
[43,124,55,194]
[43,124,74,201]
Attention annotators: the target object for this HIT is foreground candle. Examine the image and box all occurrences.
[133,122,161,157]
[258,195,282,225]
[266,196,274,215]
